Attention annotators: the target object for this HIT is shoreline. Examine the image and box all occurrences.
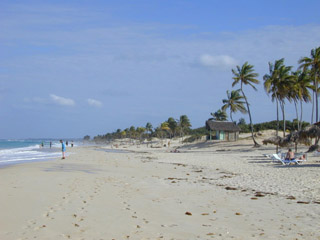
[1,139,319,239]
[0,147,62,169]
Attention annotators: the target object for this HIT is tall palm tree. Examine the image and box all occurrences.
[264,59,293,137]
[263,59,283,138]
[232,62,260,147]
[299,47,320,123]
[289,70,312,131]
[277,63,294,136]
[211,109,228,121]
[221,89,247,122]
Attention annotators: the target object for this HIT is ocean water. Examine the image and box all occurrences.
[0,139,68,167]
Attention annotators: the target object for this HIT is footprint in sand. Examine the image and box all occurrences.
[143,218,149,224]
[23,220,37,232]
[61,233,72,239]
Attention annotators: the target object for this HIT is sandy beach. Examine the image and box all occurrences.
[1,136,320,240]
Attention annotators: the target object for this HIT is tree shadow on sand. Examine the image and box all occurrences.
[248,160,273,164]
[273,163,320,168]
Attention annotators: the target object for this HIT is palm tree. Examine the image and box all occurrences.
[136,127,146,142]
[289,70,312,131]
[221,89,247,122]
[145,122,153,137]
[115,129,122,139]
[264,59,293,137]
[120,130,126,139]
[277,63,294,136]
[299,47,320,123]
[167,117,178,138]
[178,115,191,140]
[129,126,136,142]
[160,122,170,144]
[210,109,228,121]
[232,62,260,147]
[264,59,282,138]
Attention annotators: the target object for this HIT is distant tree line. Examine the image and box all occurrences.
[84,117,310,144]
[89,115,192,143]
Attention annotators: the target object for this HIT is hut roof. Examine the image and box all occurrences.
[206,120,241,132]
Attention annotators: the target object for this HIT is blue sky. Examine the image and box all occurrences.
[1,0,320,139]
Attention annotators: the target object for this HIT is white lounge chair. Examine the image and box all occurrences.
[295,152,307,163]
[272,154,300,165]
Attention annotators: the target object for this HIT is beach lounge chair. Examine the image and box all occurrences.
[263,153,281,163]
[295,152,308,163]
[271,154,300,165]
[263,153,282,163]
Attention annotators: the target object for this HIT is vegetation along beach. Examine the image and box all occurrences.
[1,1,320,239]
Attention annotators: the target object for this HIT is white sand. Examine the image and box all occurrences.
[0,136,320,239]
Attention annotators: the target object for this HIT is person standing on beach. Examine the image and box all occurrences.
[50,141,52,148]
[60,140,66,159]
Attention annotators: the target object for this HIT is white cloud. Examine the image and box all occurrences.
[199,54,238,69]
[87,98,102,107]
[50,94,75,106]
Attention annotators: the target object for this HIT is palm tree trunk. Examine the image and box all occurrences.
[315,74,319,144]
[280,101,286,137]
[311,90,315,124]
[230,110,233,122]
[299,100,303,131]
[316,75,319,123]
[276,98,279,136]
[240,86,259,147]
[294,101,299,131]
[294,101,299,152]
[276,97,279,152]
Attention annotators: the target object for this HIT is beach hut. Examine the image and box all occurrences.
[205,120,241,141]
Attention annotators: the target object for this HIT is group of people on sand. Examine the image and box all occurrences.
[285,148,306,161]
[40,140,74,151]
[40,140,67,159]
